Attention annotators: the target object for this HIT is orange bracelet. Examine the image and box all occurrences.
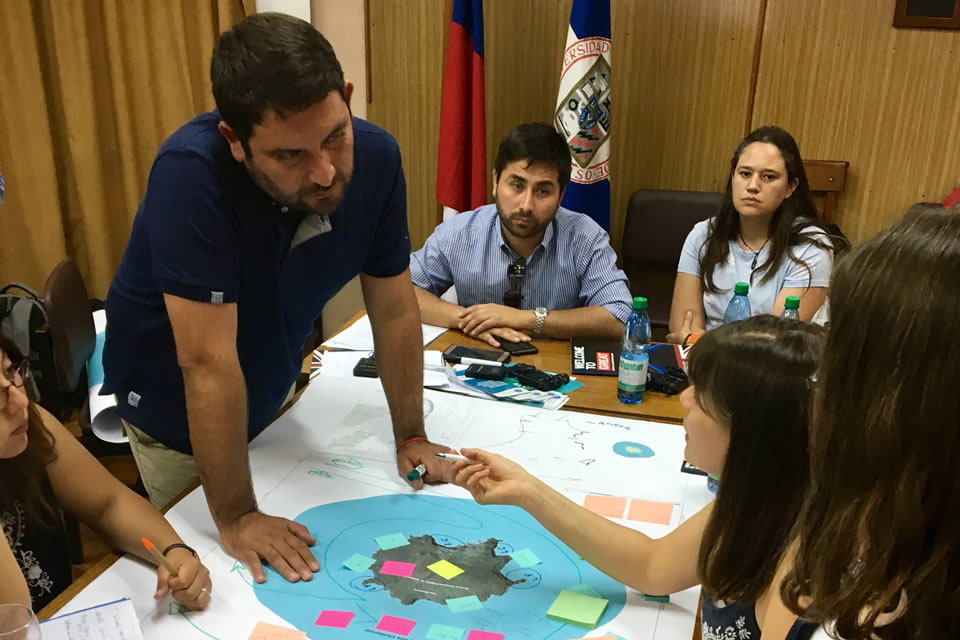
[396,436,428,452]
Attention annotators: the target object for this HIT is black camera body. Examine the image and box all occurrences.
[509,363,569,391]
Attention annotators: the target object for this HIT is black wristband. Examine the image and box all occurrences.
[162,542,197,557]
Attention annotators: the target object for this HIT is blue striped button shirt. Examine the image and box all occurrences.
[410,204,632,322]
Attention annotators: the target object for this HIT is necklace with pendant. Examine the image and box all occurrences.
[738,232,770,271]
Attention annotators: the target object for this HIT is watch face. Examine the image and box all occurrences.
[536,307,547,316]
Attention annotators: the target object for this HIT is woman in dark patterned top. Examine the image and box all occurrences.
[0,332,212,612]
[451,315,822,640]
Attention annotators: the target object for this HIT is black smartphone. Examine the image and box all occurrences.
[442,344,511,364]
[352,356,379,378]
[498,340,539,356]
[465,363,507,380]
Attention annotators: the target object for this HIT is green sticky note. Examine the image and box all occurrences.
[642,594,670,603]
[508,548,541,568]
[342,553,375,572]
[566,583,602,599]
[426,624,466,640]
[446,595,483,613]
[375,533,409,550]
[545,589,609,629]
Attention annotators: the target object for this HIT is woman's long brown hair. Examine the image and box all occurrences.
[0,332,59,526]
[698,126,838,294]
[782,204,960,640]
[688,315,823,605]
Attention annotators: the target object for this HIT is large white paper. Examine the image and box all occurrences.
[57,377,708,640]
[321,315,446,351]
[40,597,144,639]
[310,349,449,388]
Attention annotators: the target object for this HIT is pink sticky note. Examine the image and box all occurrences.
[467,631,504,640]
[627,499,674,525]
[582,494,628,519]
[376,615,417,636]
[380,560,417,577]
[314,610,355,628]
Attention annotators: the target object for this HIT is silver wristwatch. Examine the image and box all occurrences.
[534,306,548,334]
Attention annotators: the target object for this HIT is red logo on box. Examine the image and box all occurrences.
[597,352,612,371]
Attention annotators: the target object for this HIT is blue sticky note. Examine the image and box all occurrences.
[343,553,375,572]
[375,533,409,550]
[446,595,483,613]
[426,623,466,640]
[509,548,541,568]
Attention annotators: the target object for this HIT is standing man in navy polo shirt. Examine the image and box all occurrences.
[102,13,451,585]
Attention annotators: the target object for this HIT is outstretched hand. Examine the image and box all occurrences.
[449,448,539,507]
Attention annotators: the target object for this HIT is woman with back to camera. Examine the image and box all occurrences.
[667,126,836,344]
[773,203,960,640]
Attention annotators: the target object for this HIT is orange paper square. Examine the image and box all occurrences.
[582,495,627,519]
[626,499,674,525]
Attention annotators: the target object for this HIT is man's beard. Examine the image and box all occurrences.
[246,161,352,216]
[496,198,552,239]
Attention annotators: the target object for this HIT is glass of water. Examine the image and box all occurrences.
[0,604,41,640]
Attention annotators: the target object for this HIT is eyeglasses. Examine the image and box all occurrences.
[0,358,31,411]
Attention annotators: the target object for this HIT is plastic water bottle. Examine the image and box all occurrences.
[781,295,800,319]
[707,474,719,494]
[617,297,651,404]
[723,282,751,324]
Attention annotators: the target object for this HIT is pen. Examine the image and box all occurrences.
[460,357,503,367]
[141,537,179,577]
[433,452,478,464]
[407,463,427,482]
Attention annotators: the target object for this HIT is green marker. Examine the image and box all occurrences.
[407,463,427,482]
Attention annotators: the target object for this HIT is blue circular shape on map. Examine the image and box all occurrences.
[431,534,467,548]
[348,576,383,593]
[613,441,655,458]
[251,494,626,639]
[494,541,515,555]
[506,567,543,589]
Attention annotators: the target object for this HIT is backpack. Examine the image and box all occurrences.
[0,283,62,417]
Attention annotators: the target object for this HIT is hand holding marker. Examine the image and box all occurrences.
[406,452,481,482]
[407,463,428,482]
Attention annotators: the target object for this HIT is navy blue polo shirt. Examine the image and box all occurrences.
[102,111,410,453]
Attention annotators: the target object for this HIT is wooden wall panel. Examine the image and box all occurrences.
[752,0,960,244]
[606,0,762,252]
[482,0,570,179]
[367,0,446,251]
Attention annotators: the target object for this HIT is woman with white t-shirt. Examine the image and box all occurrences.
[667,126,835,344]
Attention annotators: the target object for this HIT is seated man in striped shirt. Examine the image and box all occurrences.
[410,123,631,347]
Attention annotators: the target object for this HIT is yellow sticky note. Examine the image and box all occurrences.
[428,559,465,580]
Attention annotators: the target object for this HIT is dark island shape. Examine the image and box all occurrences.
[364,535,522,606]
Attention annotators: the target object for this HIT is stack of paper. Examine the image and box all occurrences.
[40,598,144,639]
